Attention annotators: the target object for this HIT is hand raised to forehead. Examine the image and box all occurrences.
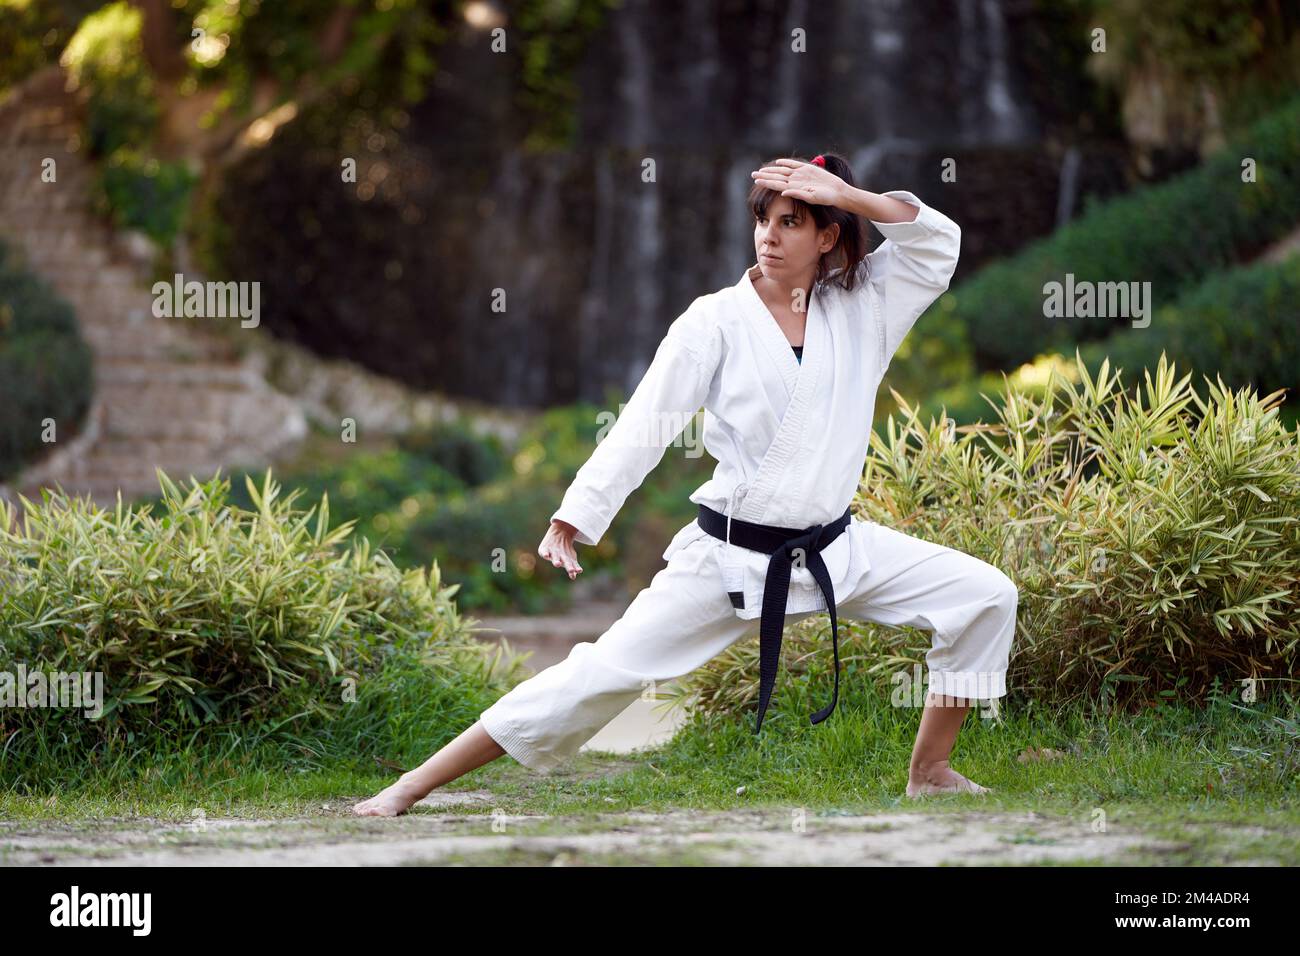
[750,158,844,207]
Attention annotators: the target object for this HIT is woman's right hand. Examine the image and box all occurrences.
[539,519,584,580]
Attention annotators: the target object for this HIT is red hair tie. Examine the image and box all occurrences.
[810,154,826,167]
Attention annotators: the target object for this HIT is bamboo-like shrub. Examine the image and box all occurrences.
[0,470,521,745]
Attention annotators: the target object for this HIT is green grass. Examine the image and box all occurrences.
[4,680,1294,856]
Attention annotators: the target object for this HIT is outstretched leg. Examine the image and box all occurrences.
[353,721,506,817]
[355,536,755,816]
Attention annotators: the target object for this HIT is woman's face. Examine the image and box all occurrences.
[753,194,836,284]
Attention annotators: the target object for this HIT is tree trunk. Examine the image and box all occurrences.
[133,0,187,82]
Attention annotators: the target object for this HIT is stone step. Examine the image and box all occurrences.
[0,170,95,197]
[25,433,216,475]
[81,309,199,330]
[79,320,229,353]
[0,191,90,214]
[13,230,101,255]
[77,448,231,481]
[68,285,165,305]
[67,284,163,306]
[18,256,119,282]
[96,358,254,388]
[0,210,93,232]
[42,264,143,291]
[100,367,258,393]
[56,304,160,332]
[98,393,275,442]
[73,323,170,349]
[0,142,86,163]
[36,281,146,308]
[78,337,223,363]
[0,122,84,147]
[0,166,94,190]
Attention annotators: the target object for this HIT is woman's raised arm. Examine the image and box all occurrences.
[851,188,962,372]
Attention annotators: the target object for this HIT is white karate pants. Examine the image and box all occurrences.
[479,520,1017,774]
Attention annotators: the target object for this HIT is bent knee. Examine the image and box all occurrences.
[988,568,1018,610]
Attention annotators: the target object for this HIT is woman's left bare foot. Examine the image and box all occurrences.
[905,760,991,799]
[352,776,429,817]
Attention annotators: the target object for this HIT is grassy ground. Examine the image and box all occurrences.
[2,684,1295,865]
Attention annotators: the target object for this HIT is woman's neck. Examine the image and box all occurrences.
[754,268,817,316]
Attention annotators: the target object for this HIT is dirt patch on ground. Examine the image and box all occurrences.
[0,791,1195,866]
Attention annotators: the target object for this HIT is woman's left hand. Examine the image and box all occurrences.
[751,158,845,207]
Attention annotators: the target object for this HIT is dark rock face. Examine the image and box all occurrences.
[215,0,1130,408]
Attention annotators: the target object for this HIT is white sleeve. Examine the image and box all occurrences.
[859,189,962,372]
[550,299,720,547]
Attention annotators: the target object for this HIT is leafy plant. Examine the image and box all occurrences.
[96,148,199,246]
[0,469,522,749]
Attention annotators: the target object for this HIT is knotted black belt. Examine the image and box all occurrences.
[696,502,853,734]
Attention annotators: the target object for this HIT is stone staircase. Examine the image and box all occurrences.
[0,67,308,509]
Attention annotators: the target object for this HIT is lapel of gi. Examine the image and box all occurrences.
[742,262,801,401]
[734,263,825,524]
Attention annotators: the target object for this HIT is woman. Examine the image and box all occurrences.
[354,152,1017,817]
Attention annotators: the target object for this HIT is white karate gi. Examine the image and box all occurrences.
[480,190,1018,774]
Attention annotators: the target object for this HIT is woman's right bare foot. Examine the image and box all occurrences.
[352,776,429,817]
[904,760,991,799]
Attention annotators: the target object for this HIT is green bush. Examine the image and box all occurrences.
[398,476,575,614]
[0,470,523,751]
[0,241,95,481]
[395,418,510,488]
[906,256,1300,432]
[675,352,1300,719]
[96,149,198,247]
[1078,255,1300,402]
[947,95,1300,369]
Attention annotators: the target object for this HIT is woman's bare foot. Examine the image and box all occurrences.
[352,775,429,817]
[905,759,991,799]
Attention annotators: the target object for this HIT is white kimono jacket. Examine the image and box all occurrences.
[551,189,962,621]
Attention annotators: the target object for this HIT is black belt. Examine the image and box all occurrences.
[696,502,853,734]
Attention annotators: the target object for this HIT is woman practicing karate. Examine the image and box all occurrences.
[354,152,1018,817]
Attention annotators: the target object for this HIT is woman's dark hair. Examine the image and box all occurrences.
[747,150,869,293]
